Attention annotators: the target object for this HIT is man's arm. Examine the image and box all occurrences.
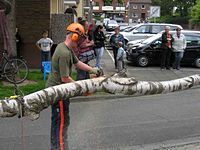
[36,43,41,50]
[75,60,93,71]
[61,76,74,83]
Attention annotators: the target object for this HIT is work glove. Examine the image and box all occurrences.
[89,67,104,77]
[89,67,99,75]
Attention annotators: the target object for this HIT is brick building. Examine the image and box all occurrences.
[83,0,151,23]
[15,0,73,68]
[0,0,74,68]
[129,0,152,23]
[15,0,51,68]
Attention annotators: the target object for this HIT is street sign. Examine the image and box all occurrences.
[150,6,160,18]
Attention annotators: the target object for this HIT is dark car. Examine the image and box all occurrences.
[126,30,200,68]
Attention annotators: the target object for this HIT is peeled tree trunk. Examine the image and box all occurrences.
[0,74,200,120]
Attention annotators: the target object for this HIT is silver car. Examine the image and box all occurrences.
[121,23,183,43]
[105,20,119,31]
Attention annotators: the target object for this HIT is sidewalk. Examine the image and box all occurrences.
[91,48,200,81]
[77,49,200,150]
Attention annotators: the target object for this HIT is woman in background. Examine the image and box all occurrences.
[94,25,106,69]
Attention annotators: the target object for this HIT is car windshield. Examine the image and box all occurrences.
[141,33,162,44]
[108,20,117,24]
[123,26,136,32]
[120,26,131,31]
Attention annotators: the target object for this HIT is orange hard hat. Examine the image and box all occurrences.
[66,23,85,36]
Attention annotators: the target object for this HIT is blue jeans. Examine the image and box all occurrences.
[41,51,51,71]
[41,51,51,61]
[117,60,125,72]
[51,100,70,150]
[95,47,104,68]
[173,52,184,69]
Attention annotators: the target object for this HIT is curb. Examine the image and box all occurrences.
[104,136,200,150]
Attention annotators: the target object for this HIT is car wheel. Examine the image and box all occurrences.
[137,55,149,67]
[195,58,200,68]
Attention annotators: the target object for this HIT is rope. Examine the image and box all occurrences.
[10,83,25,150]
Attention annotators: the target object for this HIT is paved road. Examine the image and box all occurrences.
[0,49,200,150]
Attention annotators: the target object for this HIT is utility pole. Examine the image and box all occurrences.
[125,0,130,24]
[89,0,93,22]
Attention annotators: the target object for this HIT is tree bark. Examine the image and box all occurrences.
[0,74,200,120]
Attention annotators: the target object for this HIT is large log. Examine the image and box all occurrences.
[0,74,200,120]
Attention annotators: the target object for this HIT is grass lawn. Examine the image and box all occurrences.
[0,70,46,99]
[0,70,78,99]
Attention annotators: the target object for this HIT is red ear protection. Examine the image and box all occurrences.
[66,23,85,42]
[71,33,79,42]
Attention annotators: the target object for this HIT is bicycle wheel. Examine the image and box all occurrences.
[4,58,29,84]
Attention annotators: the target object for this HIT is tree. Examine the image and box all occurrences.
[191,0,200,25]
[0,74,199,120]
[174,0,196,17]
[151,0,196,17]
[104,0,112,5]
[151,0,174,16]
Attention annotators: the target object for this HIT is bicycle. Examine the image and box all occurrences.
[0,49,29,84]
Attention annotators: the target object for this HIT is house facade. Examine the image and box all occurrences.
[83,0,151,23]
[15,0,73,68]
[129,0,152,23]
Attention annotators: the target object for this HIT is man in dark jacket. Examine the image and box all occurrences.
[161,26,174,70]
[109,26,125,69]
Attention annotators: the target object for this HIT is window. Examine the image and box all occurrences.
[141,4,145,9]
[133,5,137,9]
[185,35,200,47]
[94,2,98,6]
[152,26,164,34]
[136,25,150,33]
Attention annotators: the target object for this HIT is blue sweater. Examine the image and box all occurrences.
[109,33,125,49]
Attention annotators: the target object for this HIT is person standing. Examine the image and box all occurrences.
[109,26,125,69]
[75,19,95,80]
[172,27,187,70]
[94,25,106,68]
[36,30,53,71]
[88,19,96,41]
[160,26,174,70]
[46,23,99,150]
[116,41,126,73]
[15,28,22,58]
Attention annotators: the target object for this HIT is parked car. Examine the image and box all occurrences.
[105,25,137,41]
[103,18,110,27]
[121,23,183,44]
[105,20,119,31]
[126,30,200,68]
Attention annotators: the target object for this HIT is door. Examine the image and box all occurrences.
[183,35,200,64]
[130,25,151,41]
[148,38,162,65]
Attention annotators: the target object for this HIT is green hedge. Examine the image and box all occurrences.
[151,16,190,24]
